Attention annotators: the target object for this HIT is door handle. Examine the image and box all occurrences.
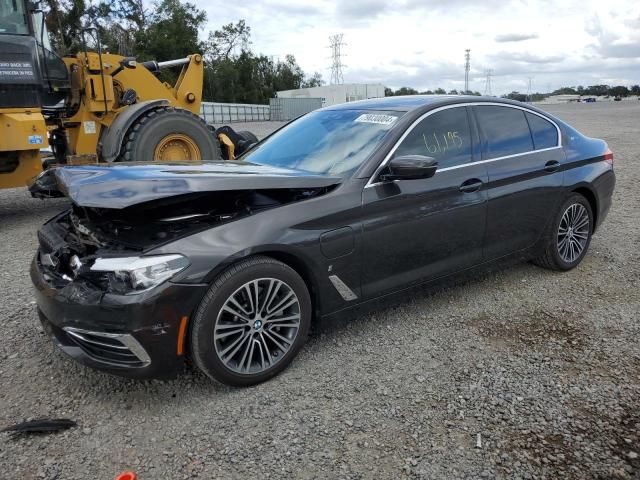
[459,178,483,193]
[544,160,561,173]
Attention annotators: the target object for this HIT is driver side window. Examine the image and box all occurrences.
[394,107,472,169]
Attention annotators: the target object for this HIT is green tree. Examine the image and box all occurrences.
[552,87,578,95]
[609,85,630,98]
[43,0,106,53]
[302,72,324,88]
[504,91,527,102]
[394,87,418,95]
[205,20,250,61]
[142,0,206,61]
[584,85,609,96]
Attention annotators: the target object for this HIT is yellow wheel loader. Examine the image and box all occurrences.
[0,0,256,191]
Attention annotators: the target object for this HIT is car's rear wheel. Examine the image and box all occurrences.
[534,193,593,271]
[190,256,311,386]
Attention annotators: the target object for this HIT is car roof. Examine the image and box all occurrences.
[324,94,504,112]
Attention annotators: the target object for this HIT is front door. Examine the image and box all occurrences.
[360,106,488,298]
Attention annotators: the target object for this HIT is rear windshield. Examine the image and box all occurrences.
[0,0,29,35]
[242,109,403,176]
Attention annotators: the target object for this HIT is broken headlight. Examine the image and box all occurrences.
[90,254,189,294]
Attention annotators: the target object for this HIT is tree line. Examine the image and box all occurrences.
[387,85,640,102]
[504,85,640,102]
[385,87,482,96]
[550,85,640,97]
[41,0,324,103]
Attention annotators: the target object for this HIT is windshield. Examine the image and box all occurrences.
[243,109,403,176]
[0,0,28,34]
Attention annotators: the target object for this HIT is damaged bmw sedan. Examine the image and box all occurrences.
[30,96,615,386]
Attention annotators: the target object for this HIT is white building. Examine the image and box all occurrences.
[538,94,581,104]
[276,83,386,107]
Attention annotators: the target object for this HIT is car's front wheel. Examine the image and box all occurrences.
[190,256,311,386]
[534,193,594,271]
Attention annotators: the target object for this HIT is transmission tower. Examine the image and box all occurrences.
[328,34,346,85]
[464,49,471,94]
[484,69,493,96]
[526,76,534,102]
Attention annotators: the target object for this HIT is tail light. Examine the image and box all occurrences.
[603,149,613,166]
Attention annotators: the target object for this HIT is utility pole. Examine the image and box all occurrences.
[484,69,493,96]
[328,34,346,85]
[526,76,533,102]
[464,49,471,94]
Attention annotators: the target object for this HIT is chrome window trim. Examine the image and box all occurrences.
[365,101,562,188]
[436,146,562,172]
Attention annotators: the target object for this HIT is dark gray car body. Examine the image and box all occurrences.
[31,95,615,378]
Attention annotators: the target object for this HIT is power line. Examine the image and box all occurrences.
[464,49,470,94]
[484,69,493,96]
[328,34,346,85]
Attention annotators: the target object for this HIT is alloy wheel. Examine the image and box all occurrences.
[214,278,301,374]
[557,203,590,263]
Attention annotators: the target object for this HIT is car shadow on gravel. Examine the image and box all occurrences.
[31,257,533,401]
[25,254,600,403]
[313,255,532,337]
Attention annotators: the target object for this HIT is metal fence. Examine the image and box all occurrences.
[200,98,324,124]
[269,97,323,121]
[200,102,271,124]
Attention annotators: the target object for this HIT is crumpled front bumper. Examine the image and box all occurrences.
[31,255,208,379]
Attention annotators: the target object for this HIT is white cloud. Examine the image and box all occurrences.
[196,0,640,94]
[495,33,539,43]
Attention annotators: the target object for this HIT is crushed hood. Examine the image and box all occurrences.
[30,161,342,209]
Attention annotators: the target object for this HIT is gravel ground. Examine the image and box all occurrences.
[0,104,638,479]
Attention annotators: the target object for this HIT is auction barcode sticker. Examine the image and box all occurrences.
[354,113,398,126]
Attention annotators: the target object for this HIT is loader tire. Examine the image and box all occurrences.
[119,106,222,162]
[236,130,259,145]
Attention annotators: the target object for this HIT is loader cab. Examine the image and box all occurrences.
[0,0,69,110]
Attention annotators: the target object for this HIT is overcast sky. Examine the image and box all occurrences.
[195,0,640,95]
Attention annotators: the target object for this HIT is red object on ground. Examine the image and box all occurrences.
[115,472,137,480]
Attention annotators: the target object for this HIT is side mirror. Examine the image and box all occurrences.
[380,155,438,182]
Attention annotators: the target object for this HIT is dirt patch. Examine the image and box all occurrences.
[468,308,585,351]
[500,401,640,479]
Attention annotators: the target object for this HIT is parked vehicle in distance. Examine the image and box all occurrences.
[31,96,615,386]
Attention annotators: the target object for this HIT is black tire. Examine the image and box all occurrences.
[190,256,311,387]
[533,193,594,271]
[119,106,222,162]
[234,130,259,156]
[236,130,259,144]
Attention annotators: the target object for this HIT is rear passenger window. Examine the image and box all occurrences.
[394,107,472,169]
[475,106,533,159]
[525,112,558,150]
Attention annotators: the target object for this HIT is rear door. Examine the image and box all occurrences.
[473,105,565,260]
[360,106,488,298]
